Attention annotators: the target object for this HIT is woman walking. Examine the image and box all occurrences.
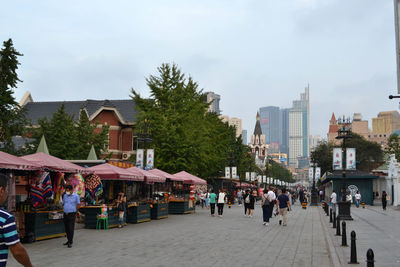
[243,190,250,217]
[209,190,217,216]
[382,191,388,210]
[247,190,256,218]
[354,191,361,208]
[217,189,226,217]
[205,191,210,210]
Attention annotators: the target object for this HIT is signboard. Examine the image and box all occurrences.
[263,175,266,183]
[231,167,237,178]
[346,148,356,170]
[225,167,231,178]
[245,172,250,181]
[333,148,342,170]
[308,168,314,182]
[251,172,256,181]
[315,167,321,181]
[136,149,144,168]
[146,149,154,169]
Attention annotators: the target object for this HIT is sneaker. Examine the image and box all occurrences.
[265,222,269,226]
[263,222,266,225]
[279,220,282,225]
[282,224,287,226]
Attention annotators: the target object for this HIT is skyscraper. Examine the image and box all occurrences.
[242,130,247,145]
[259,106,281,152]
[288,86,310,167]
[280,108,290,155]
[205,92,221,115]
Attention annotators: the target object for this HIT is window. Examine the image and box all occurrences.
[132,136,138,151]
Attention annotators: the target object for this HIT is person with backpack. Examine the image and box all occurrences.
[247,190,256,218]
[262,186,276,226]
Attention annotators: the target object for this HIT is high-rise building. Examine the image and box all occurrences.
[205,92,221,115]
[259,106,281,147]
[280,108,290,155]
[288,86,310,167]
[220,115,242,138]
[242,130,247,145]
[372,111,400,134]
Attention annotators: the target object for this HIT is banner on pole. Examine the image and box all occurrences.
[315,167,321,180]
[346,148,356,170]
[231,167,237,178]
[146,149,154,169]
[225,167,231,178]
[333,148,342,170]
[308,168,314,182]
[251,172,256,181]
[136,149,144,168]
[263,175,266,183]
[245,172,250,181]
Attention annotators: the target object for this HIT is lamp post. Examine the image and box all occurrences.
[335,116,353,220]
[136,120,153,169]
[310,162,318,206]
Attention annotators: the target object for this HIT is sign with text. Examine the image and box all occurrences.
[231,167,237,178]
[308,167,314,182]
[245,172,250,181]
[263,175,266,183]
[225,167,231,178]
[333,148,343,170]
[346,148,356,170]
[315,167,321,180]
[146,149,154,169]
[251,172,256,181]
[136,149,144,168]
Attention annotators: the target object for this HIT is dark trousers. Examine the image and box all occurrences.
[63,212,76,244]
[244,203,248,214]
[210,203,216,215]
[217,203,224,215]
[262,205,272,222]
[382,201,387,210]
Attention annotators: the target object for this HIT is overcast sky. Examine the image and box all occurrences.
[1,0,399,141]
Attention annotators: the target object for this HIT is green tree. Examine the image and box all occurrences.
[0,39,26,151]
[131,63,250,179]
[27,105,109,159]
[385,133,400,160]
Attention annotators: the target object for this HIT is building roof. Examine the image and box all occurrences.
[321,170,379,184]
[23,99,138,125]
[330,112,336,122]
[253,112,262,135]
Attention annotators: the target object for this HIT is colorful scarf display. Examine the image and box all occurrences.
[69,173,85,198]
[30,171,54,207]
[85,174,103,203]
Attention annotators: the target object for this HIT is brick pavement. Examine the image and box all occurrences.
[321,204,400,267]
[8,203,333,267]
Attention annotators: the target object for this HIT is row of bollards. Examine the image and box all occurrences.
[323,205,375,266]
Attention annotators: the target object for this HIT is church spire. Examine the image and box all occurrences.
[254,112,262,135]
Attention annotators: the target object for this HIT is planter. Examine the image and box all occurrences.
[168,200,195,214]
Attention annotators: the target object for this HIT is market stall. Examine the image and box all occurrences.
[169,171,206,214]
[19,152,87,242]
[81,163,144,228]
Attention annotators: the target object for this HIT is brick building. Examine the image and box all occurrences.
[20,91,137,160]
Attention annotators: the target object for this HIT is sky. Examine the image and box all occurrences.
[1,0,399,141]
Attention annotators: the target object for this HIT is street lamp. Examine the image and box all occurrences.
[335,116,353,220]
[310,162,318,206]
[136,120,153,168]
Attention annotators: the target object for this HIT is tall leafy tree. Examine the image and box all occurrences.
[385,133,400,160]
[132,63,249,179]
[0,39,26,151]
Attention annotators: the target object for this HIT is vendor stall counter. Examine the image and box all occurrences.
[168,199,195,214]
[150,201,168,220]
[80,206,121,229]
[24,210,65,242]
[126,203,151,223]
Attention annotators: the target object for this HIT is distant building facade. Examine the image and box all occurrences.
[220,115,243,138]
[205,91,221,115]
[242,130,247,145]
[309,135,323,152]
[249,112,268,158]
[372,111,400,134]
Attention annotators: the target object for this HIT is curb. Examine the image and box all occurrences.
[318,208,342,267]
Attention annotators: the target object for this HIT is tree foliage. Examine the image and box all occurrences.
[265,160,294,183]
[0,39,26,151]
[26,105,109,159]
[131,63,254,179]
[385,133,400,160]
[311,133,384,174]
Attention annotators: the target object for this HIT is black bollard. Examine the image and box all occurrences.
[329,208,333,223]
[366,248,374,267]
[341,221,347,246]
[333,211,336,228]
[348,231,359,264]
[336,215,341,236]
[325,204,329,216]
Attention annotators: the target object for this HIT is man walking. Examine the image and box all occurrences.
[0,174,34,267]
[237,190,243,206]
[209,190,216,216]
[330,190,337,213]
[63,185,80,248]
[277,188,291,226]
[217,189,226,217]
[262,186,276,226]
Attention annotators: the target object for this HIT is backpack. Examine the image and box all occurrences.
[262,193,270,206]
[245,195,250,204]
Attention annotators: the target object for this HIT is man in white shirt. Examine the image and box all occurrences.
[354,191,361,208]
[330,190,337,213]
[217,190,226,217]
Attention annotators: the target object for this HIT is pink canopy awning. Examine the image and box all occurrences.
[127,167,165,183]
[21,152,89,173]
[87,163,144,181]
[148,169,184,182]
[173,171,207,185]
[0,151,41,171]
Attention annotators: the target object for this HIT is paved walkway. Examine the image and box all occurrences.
[8,203,332,267]
[321,204,400,267]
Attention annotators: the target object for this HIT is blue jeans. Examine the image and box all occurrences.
[238,196,242,205]
[355,199,360,208]
[262,205,272,222]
